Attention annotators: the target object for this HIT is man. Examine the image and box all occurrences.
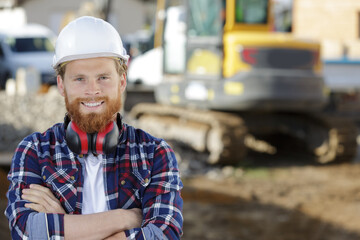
[5,16,183,239]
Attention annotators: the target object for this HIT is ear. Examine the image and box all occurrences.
[57,75,65,97]
[120,73,127,93]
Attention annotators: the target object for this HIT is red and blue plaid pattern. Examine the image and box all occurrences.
[5,122,183,239]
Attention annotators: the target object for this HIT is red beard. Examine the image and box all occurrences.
[65,93,122,133]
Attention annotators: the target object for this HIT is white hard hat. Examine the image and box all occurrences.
[52,16,129,68]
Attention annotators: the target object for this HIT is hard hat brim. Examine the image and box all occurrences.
[53,52,129,68]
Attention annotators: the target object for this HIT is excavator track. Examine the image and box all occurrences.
[129,104,358,165]
[243,112,358,164]
[129,103,248,165]
[311,114,358,164]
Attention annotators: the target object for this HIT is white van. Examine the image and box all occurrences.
[0,23,56,89]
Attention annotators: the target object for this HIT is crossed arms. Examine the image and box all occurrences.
[22,184,142,239]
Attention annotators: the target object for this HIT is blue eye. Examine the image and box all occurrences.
[75,77,83,81]
[99,76,109,80]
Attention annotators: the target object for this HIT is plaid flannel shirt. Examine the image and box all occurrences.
[5,121,183,239]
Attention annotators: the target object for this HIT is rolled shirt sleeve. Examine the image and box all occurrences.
[25,212,64,240]
[26,213,48,239]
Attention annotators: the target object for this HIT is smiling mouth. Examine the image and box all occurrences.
[82,101,104,107]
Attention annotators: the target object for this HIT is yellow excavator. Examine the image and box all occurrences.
[130,0,358,165]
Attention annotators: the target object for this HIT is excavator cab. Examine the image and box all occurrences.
[157,0,327,113]
[185,0,271,77]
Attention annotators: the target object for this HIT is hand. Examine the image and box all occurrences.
[103,231,127,240]
[124,208,143,230]
[22,184,66,214]
[63,208,143,240]
[103,209,142,240]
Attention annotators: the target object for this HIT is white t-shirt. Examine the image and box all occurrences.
[81,153,108,214]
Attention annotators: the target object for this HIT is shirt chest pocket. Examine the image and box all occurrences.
[118,169,151,208]
[41,166,79,213]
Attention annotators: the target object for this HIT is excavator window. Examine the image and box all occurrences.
[185,0,223,78]
[187,0,222,37]
[235,0,268,24]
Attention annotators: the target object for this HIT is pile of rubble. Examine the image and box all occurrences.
[0,87,66,152]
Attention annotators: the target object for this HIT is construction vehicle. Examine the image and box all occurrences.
[129,0,358,165]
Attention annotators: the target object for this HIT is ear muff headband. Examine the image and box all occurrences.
[94,122,119,154]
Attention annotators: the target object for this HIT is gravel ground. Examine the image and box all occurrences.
[181,160,360,240]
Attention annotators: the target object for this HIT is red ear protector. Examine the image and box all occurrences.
[64,114,121,155]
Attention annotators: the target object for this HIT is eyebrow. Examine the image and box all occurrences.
[69,74,86,79]
[96,72,112,77]
[68,72,112,79]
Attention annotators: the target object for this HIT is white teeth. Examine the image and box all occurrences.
[83,102,101,107]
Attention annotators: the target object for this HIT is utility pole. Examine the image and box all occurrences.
[103,0,112,21]
[94,0,112,20]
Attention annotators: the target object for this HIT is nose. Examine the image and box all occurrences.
[85,79,100,96]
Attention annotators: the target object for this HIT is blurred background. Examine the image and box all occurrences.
[1,0,360,239]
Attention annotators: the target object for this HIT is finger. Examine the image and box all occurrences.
[29,184,58,203]
[23,193,65,214]
[24,203,47,213]
[22,188,55,210]
[130,208,142,215]
[29,184,58,201]
[22,187,65,213]
[24,187,59,208]
[22,188,51,203]
[22,193,48,206]
[23,186,66,214]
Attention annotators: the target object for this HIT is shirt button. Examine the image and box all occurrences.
[42,176,46,180]
[144,178,149,183]
[79,154,83,158]
[121,180,126,185]
[70,176,75,181]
